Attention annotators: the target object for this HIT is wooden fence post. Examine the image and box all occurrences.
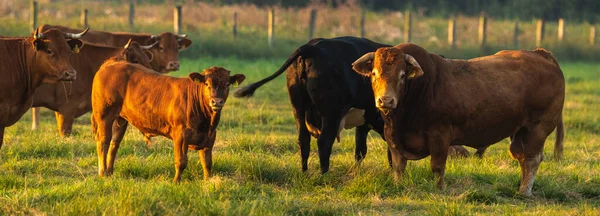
[174,4,182,35]
[404,10,411,43]
[81,9,88,28]
[448,18,456,49]
[360,8,366,38]
[478,12,487,49]
[591,26,596,45]
[232,12,238,39]
[536,19,544,47]
[513,21,519,49]
[30,1,37,31]
[129,3,135,30]
[268,8,274,47]
[558,18,565,42]
[308,9,317,40]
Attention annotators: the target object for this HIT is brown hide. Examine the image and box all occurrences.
[91,63,244,182]
[32,41,156,137]
[353,43,565,196]
[0,28,86,148]
[40,24,192,73]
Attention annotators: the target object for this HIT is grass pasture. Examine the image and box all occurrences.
[1,57,599,215]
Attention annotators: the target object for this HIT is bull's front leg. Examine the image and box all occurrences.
[388,144,407,181]
[198,131,216,180]
[317,115,343,173]
[428,132,450,190]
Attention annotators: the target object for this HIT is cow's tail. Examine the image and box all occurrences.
[554,113,564,160]
[234,44,313,98]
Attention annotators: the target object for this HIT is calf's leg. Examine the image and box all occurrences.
[93,115,114,177]
[199,131,216,180]
[173,135,189,182]
[106,117,128,176]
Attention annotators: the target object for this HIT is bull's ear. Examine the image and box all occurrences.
[229,74,246,87]
[404,54,424,79]
[352,52,375,76]
[189,72,205,83]
[32,38,46,51]
[144,50,154,62]
[178,38,192,51]
[67,39,84,53]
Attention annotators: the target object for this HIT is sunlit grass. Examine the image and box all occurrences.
[0,58,598,214]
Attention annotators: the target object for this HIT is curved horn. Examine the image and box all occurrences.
[150,35,159,40]
[64,27,89,39]
[140,40,159,49]
[124,38,133,49]
[403,54,424,78]
[404,54,422,69]
[178,34,187,38]
[34,28,46,39]
[352,52,375,66]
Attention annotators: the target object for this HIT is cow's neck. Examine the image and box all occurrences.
[185,82,214,129]
[19,41,44,104]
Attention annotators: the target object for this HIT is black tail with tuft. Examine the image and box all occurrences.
[234,44,313,98]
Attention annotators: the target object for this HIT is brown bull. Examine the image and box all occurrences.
[31,39,157,137]
[91,63,245,182]
[352,43,565,196]
[0,28,87,149]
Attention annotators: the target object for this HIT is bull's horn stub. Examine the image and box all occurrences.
[124,39,133,49]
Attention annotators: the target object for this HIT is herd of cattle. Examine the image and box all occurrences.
[0,25,565,197]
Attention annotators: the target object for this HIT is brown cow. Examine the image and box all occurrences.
[352,43,565,196]
[31,39,158,137]
[0,28,87,149]
[91,63,245,182]
[39,24,192,73]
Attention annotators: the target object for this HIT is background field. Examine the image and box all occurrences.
[1,0,600,215]
[0,58,599,215]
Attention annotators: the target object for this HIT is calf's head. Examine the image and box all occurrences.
[352,47,423,112]
[188,67,245,111]
[32,27,88,83]
[146,32,192,73]
[122,39,156,70]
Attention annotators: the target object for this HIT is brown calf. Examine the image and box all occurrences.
[0,28,87,149]
[91,63,245,182]
[352,43,565,196]
[31,39,157,137]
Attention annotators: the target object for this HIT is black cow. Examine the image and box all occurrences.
[235,37,391,173]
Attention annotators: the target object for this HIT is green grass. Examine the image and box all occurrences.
[1,58,599,215]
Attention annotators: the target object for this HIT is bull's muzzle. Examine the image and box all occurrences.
[166,61,180,71]
[210,98,225,111]
[376,96,396,110]
[59,70,77,81]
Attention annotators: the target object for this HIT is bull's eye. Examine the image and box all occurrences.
[45,49,54,55]
[159,46,164,52]
[399,72,405,79]
[131,58,139,64]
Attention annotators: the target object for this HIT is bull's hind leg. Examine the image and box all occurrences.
[0,127,5,149]
[510,126,551,197]
[106,117,128,176]
[31,107,40,130]
[354,124,370,163]
[289,88,311,172]
[317,115,344,173]
[55,111,75,137]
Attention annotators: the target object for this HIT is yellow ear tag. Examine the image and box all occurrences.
[408,71,416,78]
[194,78,202,83]
[233,80,239,87]
[72,45,80,53]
